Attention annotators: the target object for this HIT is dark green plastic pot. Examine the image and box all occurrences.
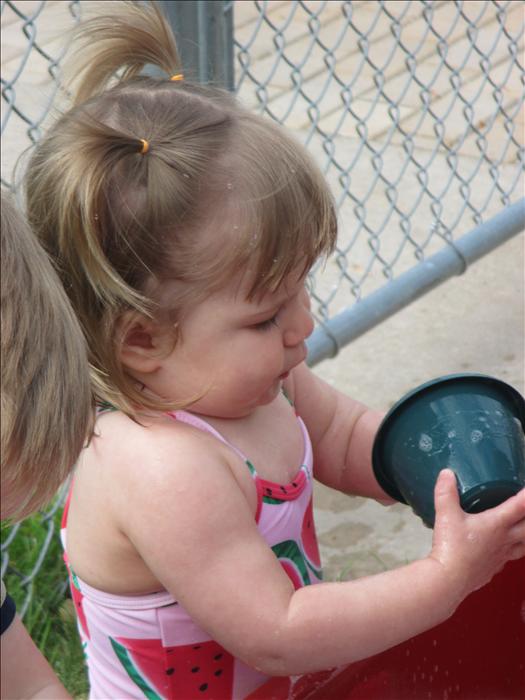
[372,374,525,527]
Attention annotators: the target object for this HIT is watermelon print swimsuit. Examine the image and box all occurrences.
[61,408,331,699]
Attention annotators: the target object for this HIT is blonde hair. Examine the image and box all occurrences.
[25,1,337,417]
[1,192,93,521]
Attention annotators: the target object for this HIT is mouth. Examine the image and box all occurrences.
[279,347,307,381]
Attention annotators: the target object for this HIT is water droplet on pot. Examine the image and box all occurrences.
[419,434,433,452]
[470,429,483,443]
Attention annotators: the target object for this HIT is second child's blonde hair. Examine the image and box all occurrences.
[25,1,337,417]
[1,193,93,521]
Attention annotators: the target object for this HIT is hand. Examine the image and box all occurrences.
[429,469,525,601]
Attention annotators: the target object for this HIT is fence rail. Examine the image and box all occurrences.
[229,0,524,328]
[1,0,524,617]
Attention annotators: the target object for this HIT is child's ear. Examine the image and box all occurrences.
[116,312,171,374]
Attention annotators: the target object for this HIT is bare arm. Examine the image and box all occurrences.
[286,362,392,501]
[121,426,525,676]
[0,615,71,699]
[284,471,525,670]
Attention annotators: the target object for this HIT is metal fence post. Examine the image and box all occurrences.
[157,0,234,90]
[306,199,525,367]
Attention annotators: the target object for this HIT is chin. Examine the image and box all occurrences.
[260,381,283,405]
[218,382,282,417]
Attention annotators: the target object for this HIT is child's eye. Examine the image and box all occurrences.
[254,315,278,331]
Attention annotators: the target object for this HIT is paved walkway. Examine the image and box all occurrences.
[2,0,524,582]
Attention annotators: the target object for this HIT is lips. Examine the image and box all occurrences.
[279,344,307,381]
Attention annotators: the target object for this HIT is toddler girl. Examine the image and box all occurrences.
[24,3,525,699]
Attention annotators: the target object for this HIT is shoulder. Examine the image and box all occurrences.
[89,414,262,575]
[90,410,235,485]
[72,410,241,526]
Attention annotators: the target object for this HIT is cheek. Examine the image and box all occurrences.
[255,338,284,373]
[235,336,282,373]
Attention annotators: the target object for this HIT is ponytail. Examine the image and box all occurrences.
[67,1,181,105]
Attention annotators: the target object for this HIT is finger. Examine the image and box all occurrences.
[507,542,525,561]
[508,520,525,544]
[434,468,461,521]
[490,487,525,525]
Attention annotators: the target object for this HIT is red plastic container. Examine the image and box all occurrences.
[307,558,524,700]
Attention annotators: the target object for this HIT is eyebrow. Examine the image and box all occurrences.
[242,301,282,322]
[237,272,305,319]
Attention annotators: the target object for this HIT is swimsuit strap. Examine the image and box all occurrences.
[168,410,250,465]
[169,409,312,482]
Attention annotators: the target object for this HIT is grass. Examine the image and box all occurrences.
[1,507,89,699]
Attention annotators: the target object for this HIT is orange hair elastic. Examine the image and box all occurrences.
[170,73,184,82]
[139,138,149,155]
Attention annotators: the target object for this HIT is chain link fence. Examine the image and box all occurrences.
[1,0,81,189]
[0,486,67,617]
[231,0,524,360]
[2,0,524,618]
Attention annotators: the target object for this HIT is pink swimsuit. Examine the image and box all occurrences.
[61,409,332,699]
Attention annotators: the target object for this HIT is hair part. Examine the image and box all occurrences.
[1,192,94,521]
[25,0,337,418]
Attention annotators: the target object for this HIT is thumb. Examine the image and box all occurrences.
[434,468,461,520]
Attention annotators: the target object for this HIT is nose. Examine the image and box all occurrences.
[282,294,314,347]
